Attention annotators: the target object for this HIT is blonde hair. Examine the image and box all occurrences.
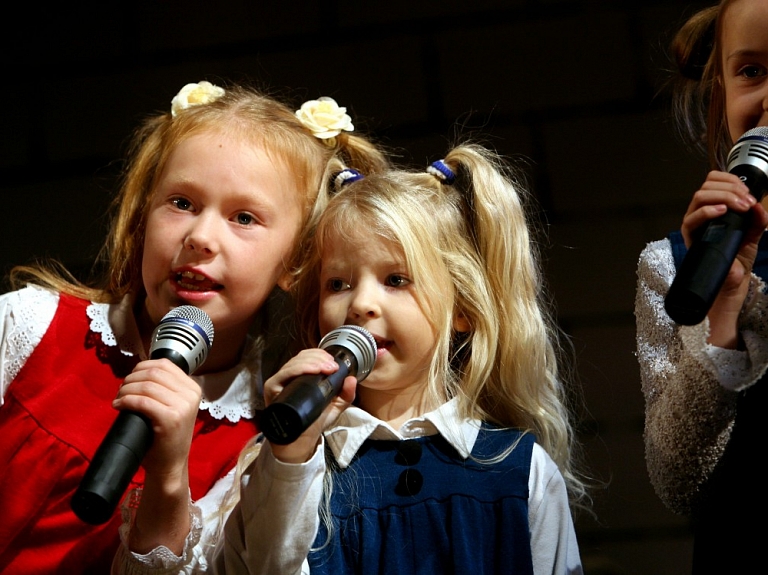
[291,143,589,510]
[8,83,389,304]
[669,1,737,169]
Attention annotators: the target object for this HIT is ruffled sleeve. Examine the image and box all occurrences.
[0,285,59,406]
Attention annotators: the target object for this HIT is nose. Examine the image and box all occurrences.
[348,282,382,320]
[183,213,219,255]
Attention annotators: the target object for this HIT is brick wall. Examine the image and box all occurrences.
[1,1,716,572]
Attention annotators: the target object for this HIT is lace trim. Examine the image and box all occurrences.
[118,488,203,571]
[2,285,59,385]
[85,302,260,422]
[198,338,263,422]
[86,301,131,353]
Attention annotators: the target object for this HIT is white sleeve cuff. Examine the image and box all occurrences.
[116,488,203,573]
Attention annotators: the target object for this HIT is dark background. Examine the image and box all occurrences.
[2,1,716,573]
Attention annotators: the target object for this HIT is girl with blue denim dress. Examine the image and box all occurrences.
[215,145,588,574]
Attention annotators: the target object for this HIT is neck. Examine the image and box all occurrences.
[357,384,436,429]
[198,327,247,373]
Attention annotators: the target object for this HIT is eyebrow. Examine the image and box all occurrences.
[726,48,768,62]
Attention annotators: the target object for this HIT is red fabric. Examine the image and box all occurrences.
[0,294,259,574]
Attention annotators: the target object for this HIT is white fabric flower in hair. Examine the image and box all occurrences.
[295,97,354,140]
[171,81,225,117]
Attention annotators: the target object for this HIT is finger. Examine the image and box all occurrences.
[118,371,200,404]
[264,350,339,395]
[701,170,750,191]
[687,186,754,215]
[337,375,358,404]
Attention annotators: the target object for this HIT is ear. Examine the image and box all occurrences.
[452,312,471,333]
[277,268,294,292]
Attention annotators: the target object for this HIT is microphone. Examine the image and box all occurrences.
[665,127,768,325]
[261,325,377,445]
[71,305,214,525]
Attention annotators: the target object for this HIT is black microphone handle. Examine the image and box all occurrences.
[664,210,749,326]
[261,345,357,445]
[70,347,193,525]
[70,411,154,525]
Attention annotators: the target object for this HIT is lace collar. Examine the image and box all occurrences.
[86,298,261,422]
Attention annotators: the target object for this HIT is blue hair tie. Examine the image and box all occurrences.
[333,168,364,191]
[427,159,456,185]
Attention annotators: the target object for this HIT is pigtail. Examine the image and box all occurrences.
[438,144,590,511]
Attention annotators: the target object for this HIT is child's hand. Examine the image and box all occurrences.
[681,170,768,346]
[263,349,357,464]
[681,170,757,246]
[113,358,202,482]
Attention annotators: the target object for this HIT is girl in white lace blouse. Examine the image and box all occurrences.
[635,1,768,572]
[0,81,388,574]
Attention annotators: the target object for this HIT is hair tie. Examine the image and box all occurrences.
[333,168,364,191]
[427,159,456,185]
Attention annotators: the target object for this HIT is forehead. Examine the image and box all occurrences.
[721,0,768,51]
[320,225,404,264]
[161,130,302,196]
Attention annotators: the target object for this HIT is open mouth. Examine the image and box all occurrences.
[175,271,223,292]
[374,337,392,351]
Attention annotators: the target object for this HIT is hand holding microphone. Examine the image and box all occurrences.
[261,325,377,445]
[665,127,768,325]
[71,305,214,525]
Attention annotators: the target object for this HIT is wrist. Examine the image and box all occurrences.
[128,467,191,555]
[270,435,321,464]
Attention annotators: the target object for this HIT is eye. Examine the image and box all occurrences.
[737,64,767,79]
[236,212,255,226]
[386,274,410,288]
[171,197,193,211]
[326,278,351,292]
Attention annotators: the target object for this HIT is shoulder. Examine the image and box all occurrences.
[638,238,674,278]
[636,238,677,317]
[0,285,61,392]
[529,443,564,495]
[473,424,535,462]
[527,444,572,525]
[0,284,60,329]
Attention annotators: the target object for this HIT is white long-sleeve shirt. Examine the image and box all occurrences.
[118,399,582,575]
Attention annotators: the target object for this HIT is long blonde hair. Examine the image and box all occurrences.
[290,143,589,510]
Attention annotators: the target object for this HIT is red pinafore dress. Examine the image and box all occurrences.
[0,293,259,574]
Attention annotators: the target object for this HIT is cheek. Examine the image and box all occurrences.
[143,225,169,263]
[318,296,344,331]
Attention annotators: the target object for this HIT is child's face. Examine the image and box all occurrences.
[142,130,303,345]
[721,0,768,143]
[317,227,437,401]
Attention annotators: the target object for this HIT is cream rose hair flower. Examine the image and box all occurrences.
[171,81,225,117]
[295,97,354,143]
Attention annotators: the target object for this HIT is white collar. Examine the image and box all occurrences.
[87,297,261,422]
[324,397,481,468]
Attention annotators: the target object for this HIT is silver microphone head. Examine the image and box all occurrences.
[728,127,768,175]
[319,325,377,381]
[150,305,214,375]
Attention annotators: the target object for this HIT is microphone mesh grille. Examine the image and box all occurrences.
[741,126,768,139]
[162,305,214,344]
